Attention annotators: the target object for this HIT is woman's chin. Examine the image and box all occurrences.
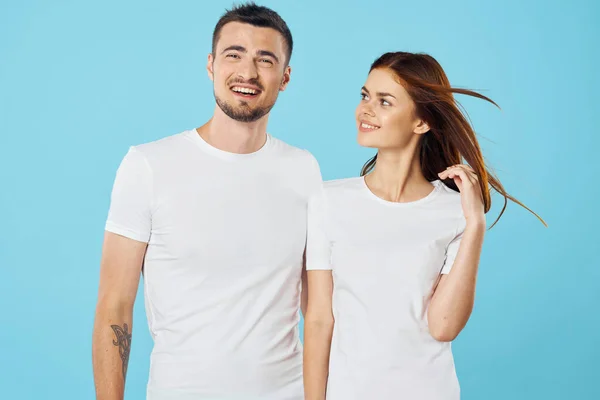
[357,133,382,148]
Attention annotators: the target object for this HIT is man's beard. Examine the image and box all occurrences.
[215,93,275,123]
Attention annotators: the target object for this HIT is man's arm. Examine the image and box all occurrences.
[303,270,334,400]
[301,253,308,317]
[92,232,147,400]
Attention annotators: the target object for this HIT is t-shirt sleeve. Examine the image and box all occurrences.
[105,147,153,243]
[304,151,332,271]
[440,216,467,274]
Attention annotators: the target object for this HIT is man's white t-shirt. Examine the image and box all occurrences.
[312,177,466,400]
[105,129,329,400]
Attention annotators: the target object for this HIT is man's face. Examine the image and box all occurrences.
[208,22,291,123]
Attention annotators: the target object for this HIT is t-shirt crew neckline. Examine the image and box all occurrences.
[185,129,273,161]
[360,176,442,207]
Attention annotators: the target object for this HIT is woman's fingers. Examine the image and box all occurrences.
[439,164,478,185]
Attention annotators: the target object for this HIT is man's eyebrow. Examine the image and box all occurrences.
[220,46,280,63]
[221,45,247,54]
[257,50,279,63]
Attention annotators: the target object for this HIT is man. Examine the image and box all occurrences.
[92,3,329,399]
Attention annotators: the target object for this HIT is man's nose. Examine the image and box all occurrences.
[236,58,259,81]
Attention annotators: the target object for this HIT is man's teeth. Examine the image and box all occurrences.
[232,87,258,95]
[361,123,379,129]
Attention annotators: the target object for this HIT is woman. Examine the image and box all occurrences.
[303,52,544,399]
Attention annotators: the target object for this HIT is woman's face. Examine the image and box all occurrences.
[355,68,429,149]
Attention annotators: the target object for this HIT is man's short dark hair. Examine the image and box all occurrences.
[212,2,293,65]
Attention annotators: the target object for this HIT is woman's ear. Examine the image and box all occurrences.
[414,119,430,135]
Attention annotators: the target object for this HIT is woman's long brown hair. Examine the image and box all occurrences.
[361,52,545,227]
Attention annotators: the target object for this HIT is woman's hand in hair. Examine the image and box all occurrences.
[438,165,485,227]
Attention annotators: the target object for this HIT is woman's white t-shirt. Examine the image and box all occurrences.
[314,177,466,400]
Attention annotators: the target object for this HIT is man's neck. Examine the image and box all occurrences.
[196,106,269,154]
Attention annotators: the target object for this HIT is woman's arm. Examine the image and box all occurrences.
[427,222,485,341]
[427,164,486,342]
[303,270,335,400]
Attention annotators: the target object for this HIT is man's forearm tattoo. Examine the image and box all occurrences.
[111,323,132,380]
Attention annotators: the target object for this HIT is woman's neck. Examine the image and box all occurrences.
[365,148,434,203]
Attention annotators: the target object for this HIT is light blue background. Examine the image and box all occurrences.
[1,0,598,399]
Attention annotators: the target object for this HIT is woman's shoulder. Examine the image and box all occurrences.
[324,176,364,194]
[432,180,461,197]
[431,180,464,217]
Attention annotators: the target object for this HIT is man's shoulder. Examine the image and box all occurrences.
[131,130,192,157]
[268,135,318,167]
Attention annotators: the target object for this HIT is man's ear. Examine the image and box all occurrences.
[207,53,214,82]
[280,65,291,91]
